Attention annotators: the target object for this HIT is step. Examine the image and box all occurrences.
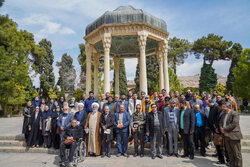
[0,140,26,146]
[0,134,24,141]
[0,146,58,154]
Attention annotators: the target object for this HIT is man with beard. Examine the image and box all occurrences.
[179,99,195,160]
[27,106,42,148]
[220,101,242,167]
[100,106,115,158]
[84,102,102,156]
[155,93,165,113]
[74,103,88,140]
[84,91,98,113]
[22,101,33,143]
[185,89,193,102]
[116,93,129,113]
[103,96,116,114]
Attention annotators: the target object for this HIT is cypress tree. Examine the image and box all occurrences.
[199,63,217,93]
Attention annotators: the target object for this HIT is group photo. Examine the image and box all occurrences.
[0,0,249,167]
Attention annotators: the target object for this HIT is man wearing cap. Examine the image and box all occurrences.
[84,91,98,113]
[164,99,179,157]
[84,102,102,156]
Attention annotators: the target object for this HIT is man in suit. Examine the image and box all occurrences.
[59,119,83,166]
[57,105,74,142]
[114,104,130,157]
[164,99,179,157]
[74,103,88,140]
[116,93,129,113]
[189,93,203,110]
[179,99,195,159]
[100,105,115,158]
[128,93,142,116]
[220,101,243,167]
[146,104,165,159]
[194,104,208,157]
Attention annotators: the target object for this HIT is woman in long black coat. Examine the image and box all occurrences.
[27,107,42,148]
[51,106,61,149]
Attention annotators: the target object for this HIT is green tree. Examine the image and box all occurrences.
[192,33,233,65]
[73,89,84,102]
[78,44,86,90]
[57,53,76,93]
[0,0,4,7]
[199,63,217,93]
[113,59,127,95]
[32,39,55,99]
[232,48,250,99]
[168,67,183,93]
[216,82,226,96]
[168,37,191,74]
[226,43,243,93]
[0,15,42,116]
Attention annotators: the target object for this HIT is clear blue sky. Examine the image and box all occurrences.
[1,0,249,85]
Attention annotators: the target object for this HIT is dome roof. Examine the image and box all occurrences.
[85,6,167,35]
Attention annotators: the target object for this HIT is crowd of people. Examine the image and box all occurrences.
[22,89,243,167]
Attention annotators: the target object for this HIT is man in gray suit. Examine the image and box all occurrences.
[220,101,243,167]
[164,99,179,157]
[179,99,195,159]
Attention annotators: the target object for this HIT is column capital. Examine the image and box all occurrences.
[102,33,112,50]
[159,40,168,54]
[137,31,148,51]
[113,55,120,69]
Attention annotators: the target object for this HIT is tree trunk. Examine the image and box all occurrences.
[3,102,8,117]
[173,58,177,74]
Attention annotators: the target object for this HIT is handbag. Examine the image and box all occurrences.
[213,133,224,146]
[63,138,75,145]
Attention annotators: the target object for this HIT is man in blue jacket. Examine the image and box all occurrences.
[114,104,130,157]
[116,93,129,113]
[84,91,98,113]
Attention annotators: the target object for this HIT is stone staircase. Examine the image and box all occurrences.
[0,134,250,154]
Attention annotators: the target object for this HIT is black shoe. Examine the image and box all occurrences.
[174,153,179,158]
[157,155,163,159]
[167,153,173,157]
[181,154,188,158]
[101,154,105,158]
[216,161,225,164]
[133,153,138,157]
[152,155,156,159]
[189,155,194,160]
[201,153,206,157]
[140,154,144,157]
[107,154,111,158]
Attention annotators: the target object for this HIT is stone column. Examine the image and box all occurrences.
[93,53,100,98]
[85,43,92,95]
[102,33,112,94]
[160,40,169,94]
[157,51,164,91]
[113,55,120,96]
[138,31,148,95]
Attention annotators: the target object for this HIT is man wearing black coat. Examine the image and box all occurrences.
[179,99,195,159]
[74,103,88,140]
[60,119,83,166]
[100,105,115,158]
[146,104,165,159]
[22,101,33,143]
